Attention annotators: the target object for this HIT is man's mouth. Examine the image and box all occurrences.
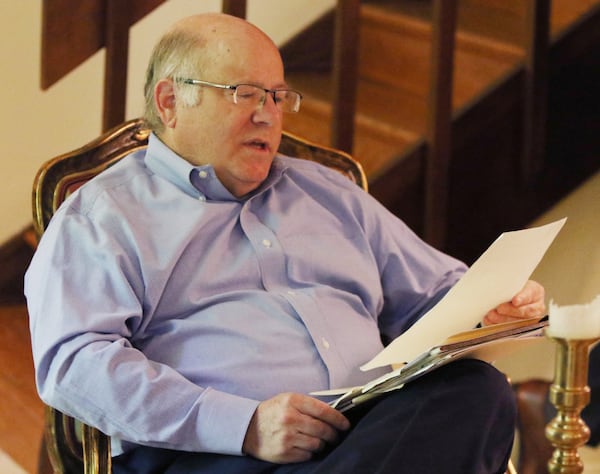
[246,139,270,152]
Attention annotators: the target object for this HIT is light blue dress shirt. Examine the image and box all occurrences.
[25,133,467,456]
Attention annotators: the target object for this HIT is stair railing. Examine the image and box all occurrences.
[523,0,551,186]
[222,0,453,247]
[424,0,458,249]
[223,0,551,250]
[223,0,360,155]
[331,0,361,153]
[56,0,551,243]
[222,0,247,19]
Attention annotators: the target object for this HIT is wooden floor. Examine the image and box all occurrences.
[0,303,45,474]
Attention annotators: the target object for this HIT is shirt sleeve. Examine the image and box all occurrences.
[359,193,468,342]
[25,203,259,456]
[284,161,468,344]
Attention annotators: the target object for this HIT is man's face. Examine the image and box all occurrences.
[160,32,285,198]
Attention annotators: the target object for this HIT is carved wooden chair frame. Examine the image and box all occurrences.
[32,118,366,473]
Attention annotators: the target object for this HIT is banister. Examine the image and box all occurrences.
[213,0,551,253]
[103,0,130,131]
[222,0,360,155]
[522,0,551,185]
[424,0,458,250]
[222,0,247,19]
[331,0,360,154]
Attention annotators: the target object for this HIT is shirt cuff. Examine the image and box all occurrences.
[195,387,260,455]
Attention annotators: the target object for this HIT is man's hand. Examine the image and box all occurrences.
[242,392,350,464]
[483,279,546,325]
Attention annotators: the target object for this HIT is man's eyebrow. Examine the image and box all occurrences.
[240,80,291,90]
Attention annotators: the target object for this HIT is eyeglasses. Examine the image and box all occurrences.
[177,78,303,113]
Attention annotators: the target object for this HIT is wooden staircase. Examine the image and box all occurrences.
[281,0,600,263]
[35,0,599,263]
[285,2,523,179]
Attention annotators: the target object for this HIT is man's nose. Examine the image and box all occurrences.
[252,93,279,124]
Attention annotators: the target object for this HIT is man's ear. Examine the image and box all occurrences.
[155,79,178,128]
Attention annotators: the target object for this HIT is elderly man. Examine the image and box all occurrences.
[26,13,545,473]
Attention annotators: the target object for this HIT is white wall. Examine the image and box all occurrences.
[495,170,600,382]
[0,0,334,243]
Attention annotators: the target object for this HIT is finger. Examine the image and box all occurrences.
[484,301,546,325]
[483,309,524,325]
[512,280,544,306]
[294,395,350,432]
[501,299,546,317]
[296,415,341,444]
[494,302,525,318]
[517,301,546,319]
[293,431,329,454]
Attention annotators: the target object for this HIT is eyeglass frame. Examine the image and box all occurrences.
[175,78,303,113]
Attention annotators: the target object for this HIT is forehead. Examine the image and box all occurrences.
[201,27,284,85]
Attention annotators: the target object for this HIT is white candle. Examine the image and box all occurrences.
[547,295,600,339]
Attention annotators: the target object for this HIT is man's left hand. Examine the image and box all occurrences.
[483,280,546,325]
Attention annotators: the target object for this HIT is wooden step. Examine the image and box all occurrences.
[283,0,599,187]
[359,3,523,109]
[363,0,526,47]
[285,2,523,179]
[367,0,599,45]
[283,80,420,180]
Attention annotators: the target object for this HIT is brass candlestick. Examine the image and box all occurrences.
[545,335,599,473]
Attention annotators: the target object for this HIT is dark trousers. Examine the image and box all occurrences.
[113,359,516,474]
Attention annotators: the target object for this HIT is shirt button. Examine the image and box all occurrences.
[322,337,330,349]
[198,170,208,179]
[198,194,206,202]
[286,290,295,296]
[262,239,272,248]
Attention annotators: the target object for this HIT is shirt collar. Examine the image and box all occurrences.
[144,133,202,198]
[144,132,288,202]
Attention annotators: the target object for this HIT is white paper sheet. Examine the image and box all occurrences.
[360,218,566,371]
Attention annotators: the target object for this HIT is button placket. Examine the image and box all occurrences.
[239,203,286,292]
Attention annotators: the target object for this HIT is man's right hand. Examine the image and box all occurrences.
[242,392,351,464]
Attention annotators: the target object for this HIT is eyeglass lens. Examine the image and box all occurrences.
[234,85,301,113]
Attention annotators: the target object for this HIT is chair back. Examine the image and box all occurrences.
[33,119,150,236]
[33,119,366,237]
